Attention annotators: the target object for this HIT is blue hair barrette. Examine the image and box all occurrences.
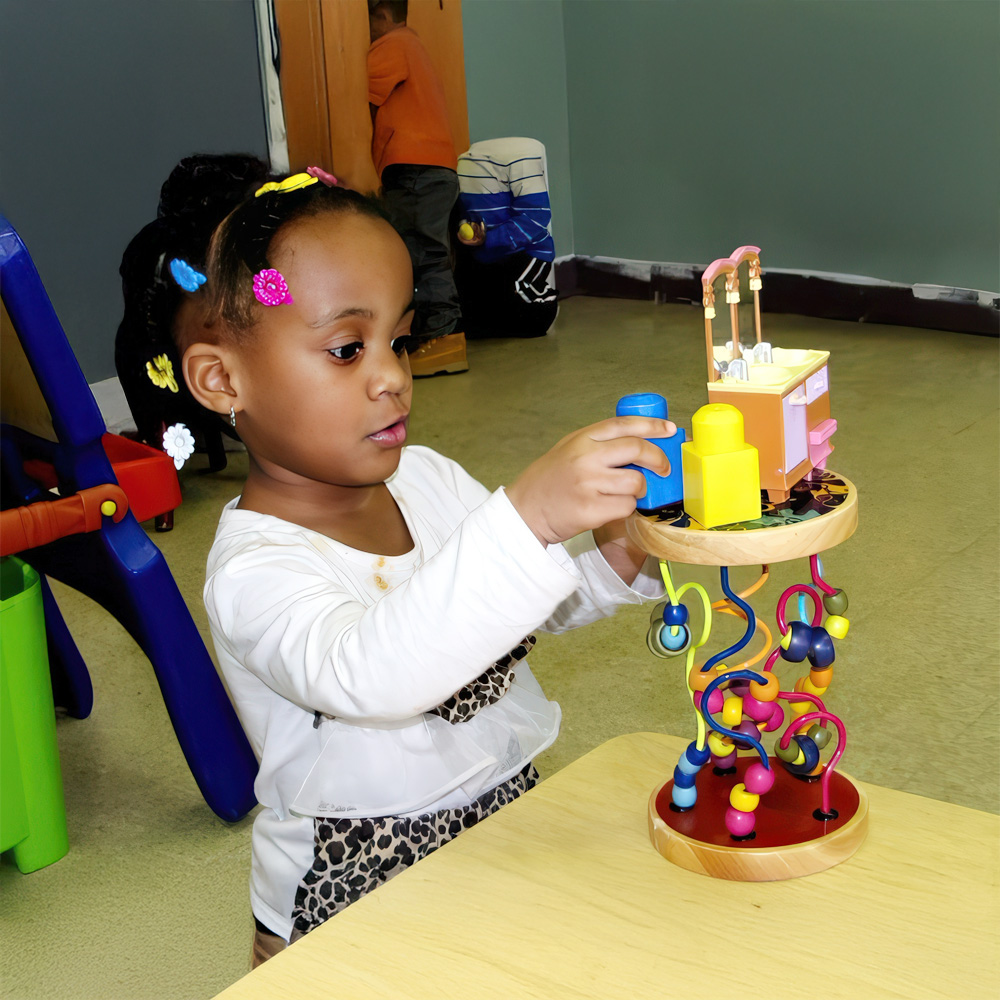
[169,258,207,293]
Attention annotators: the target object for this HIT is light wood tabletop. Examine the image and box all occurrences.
[215,732,999,1000]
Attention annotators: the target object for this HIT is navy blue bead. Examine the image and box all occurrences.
[784,735,821,774]
[673,766,696,789]
[808,628,836,669]
[686,741,711,767]
[663,603,689,627]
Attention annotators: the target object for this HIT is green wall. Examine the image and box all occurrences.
[462,0,575,254]
[0,0,269,382]
[466,0,999,292]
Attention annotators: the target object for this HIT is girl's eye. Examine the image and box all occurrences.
[329,341,363,361]
[391,335,416,356]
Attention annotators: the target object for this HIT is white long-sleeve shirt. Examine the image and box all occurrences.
[204,446,662,939]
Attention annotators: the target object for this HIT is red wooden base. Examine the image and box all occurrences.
[648,755,869,881]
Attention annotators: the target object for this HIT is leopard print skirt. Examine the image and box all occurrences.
[290,637,539,941]
[290,763,538,940]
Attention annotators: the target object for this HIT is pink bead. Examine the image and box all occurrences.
[725,806,756,838]
[704,688,724,715]
[763,703,786,732]
[743,693,774,723]
[744,761,776,795]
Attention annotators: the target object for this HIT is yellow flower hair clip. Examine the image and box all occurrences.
[146,354,179,393]
[254,173,319,198]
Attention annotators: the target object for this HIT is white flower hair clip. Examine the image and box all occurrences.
[162,423,195,470]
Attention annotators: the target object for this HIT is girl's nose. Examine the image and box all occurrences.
[371,342,411,397]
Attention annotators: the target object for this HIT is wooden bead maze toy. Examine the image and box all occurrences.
[627,246,866,881]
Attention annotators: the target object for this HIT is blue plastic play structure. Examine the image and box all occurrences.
[0,215,257,822]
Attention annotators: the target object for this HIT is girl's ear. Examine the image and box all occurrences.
[182,342,240,418]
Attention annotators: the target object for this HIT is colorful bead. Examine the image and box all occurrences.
[823,588,849,616]
[663,603,689,627]
[801,674,828,697]
[722,696,744,727]
[775,740,800,763]
[810,666,834,688]
[661,625,691,652]
[707,731,732,757]
[763,703,785,732]
[673,765,696,789]
[672,783,698,809]
[784,735,820,773]
[725,806,756,838]
[730,783,760,812]
[742,692,775,722]
[712,750,737,770]
[807,629,836,669]
[703,688,724,715]
[748,672,780,702]
[806,724,832,749]
[824,614,850,639]
[780,620,811,662]
[685,742,711,767]
[744,761,776,794]
[689,665,718,692]
[733,721,761,745]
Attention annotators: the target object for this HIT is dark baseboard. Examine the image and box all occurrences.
[554,256,999,337]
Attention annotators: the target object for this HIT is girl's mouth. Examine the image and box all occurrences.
[368,417,408,447]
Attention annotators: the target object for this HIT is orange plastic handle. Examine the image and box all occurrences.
[0,485,129,557]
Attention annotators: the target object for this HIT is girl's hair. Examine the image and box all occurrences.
[206,181,391,337]
[114,153,273,447]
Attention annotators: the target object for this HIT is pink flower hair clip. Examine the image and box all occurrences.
[253,268,294,307]
[306,166,338,187]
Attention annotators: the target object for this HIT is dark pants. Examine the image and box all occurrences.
[381,164,461,341]
[454,247,558,339]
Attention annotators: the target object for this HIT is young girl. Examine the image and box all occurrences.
[180,173,675,966]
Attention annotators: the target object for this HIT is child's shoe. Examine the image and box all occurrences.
[409,332,469,377]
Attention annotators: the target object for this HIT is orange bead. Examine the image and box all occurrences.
[749,672,780,702]
[810,666,834,688]
[688,664,719,692]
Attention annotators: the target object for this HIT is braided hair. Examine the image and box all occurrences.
[114,154,272,453]
[205,178,390,338]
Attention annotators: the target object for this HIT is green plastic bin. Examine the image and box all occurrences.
[0,556,68,872]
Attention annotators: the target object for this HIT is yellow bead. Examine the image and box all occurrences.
[100,501,117,516]
[825,614,850,639]
[707,731,732,757]
[729,783,760,812]
[789,697,812,718]
[722,696,743,727]
[802,675,828,697]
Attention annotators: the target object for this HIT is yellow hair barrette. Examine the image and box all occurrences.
[254,173,319,198]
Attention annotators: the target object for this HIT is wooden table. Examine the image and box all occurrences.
[215,733,999,1000]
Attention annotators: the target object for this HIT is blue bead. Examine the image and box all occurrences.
[781,620,811,663]
[663,603,689,627]
[808,628,836,669]
[784,735,821,774]
[686,741,711,767]
[677,753,702,776]
[673,766,696,789]
[672,783,698,809]
[660,624,690,651]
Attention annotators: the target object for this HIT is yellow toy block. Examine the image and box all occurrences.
[682,403,761,528]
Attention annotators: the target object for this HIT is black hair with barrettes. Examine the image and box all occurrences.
[206,175,390,337]
[114,153,272,468]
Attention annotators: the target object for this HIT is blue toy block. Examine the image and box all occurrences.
[616,393,686,510]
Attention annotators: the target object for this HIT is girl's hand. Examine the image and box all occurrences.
[506,416,676,546]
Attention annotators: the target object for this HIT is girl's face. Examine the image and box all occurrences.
[230,210,415,491]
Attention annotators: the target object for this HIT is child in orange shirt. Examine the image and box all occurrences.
[368,0,466,375]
